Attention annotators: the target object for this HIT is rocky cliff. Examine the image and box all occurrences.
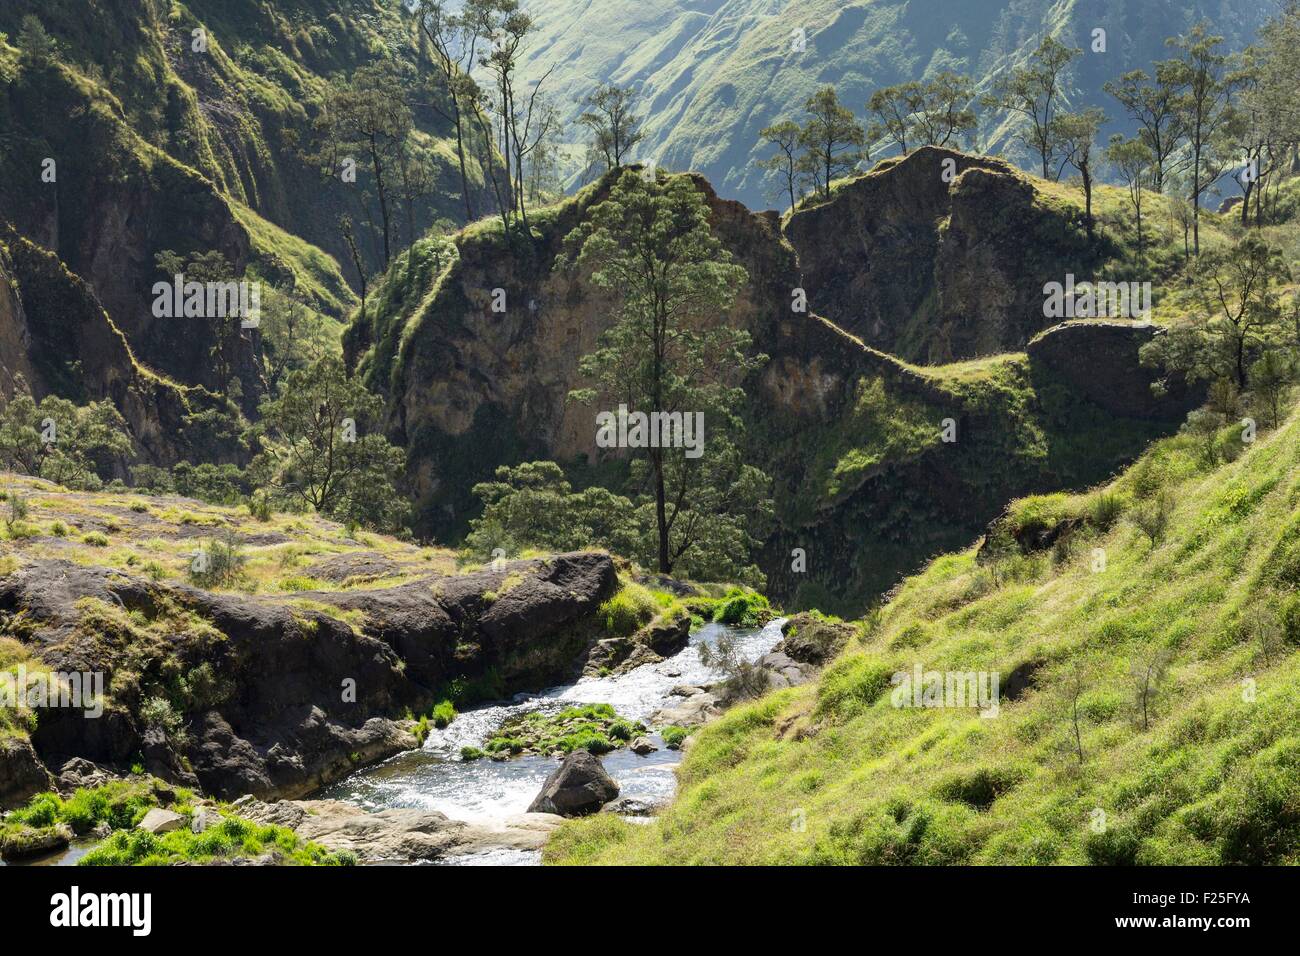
[0,0,486,458]
[0,475,621,804]
[351,154,1195,613]
[784,147,1104,362]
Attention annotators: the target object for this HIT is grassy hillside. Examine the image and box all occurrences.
[517,0,1265,209]
[546,397,1300,864]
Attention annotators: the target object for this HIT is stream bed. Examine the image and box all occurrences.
[317,618,785,865]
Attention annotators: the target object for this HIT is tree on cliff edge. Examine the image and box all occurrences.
[560,170,772,579]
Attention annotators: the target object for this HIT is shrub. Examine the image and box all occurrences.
[711,587,771,627]
[1087,491,1125,531]
[188,533,246,588]
[431,699,457,729]
[661,725,690,749]
[81,531,109,547]
[1130,490,1173,546]
[139,696,188,746]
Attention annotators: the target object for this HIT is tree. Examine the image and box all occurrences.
[315,63,414,268]
[1106,134,1154,257]
[798,86,866,200]
[983,35,1080,179]
[1056,658,1099,765]
[416,0,490,222]
[560,170,771,577]
[249,357,408,532]
[866,81,922,155]
[912,71,978,148]
[338,214,369,319]
[579,83,646,173]
[1104,66,1185,193]
[1052,108,1106,239]
[1142,236,1291,391]
[1166,24,1241,256]
[757,119,801,212]
[469,0,556,232]
[1249,350,1295,429]
[0,381,132,491]
[1130,647,1173,731]
[16,15,55,68]
[465,461,635,558]
[262,286,329,393]
[154,249,248,396]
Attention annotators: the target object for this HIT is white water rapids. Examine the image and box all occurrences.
[317,618,785,864]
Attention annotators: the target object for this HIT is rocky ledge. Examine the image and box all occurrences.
[0,551,617,806]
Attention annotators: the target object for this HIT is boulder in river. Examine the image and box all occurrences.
[629,737,658,755]
[526,751,619,816]
[137,808,185,834]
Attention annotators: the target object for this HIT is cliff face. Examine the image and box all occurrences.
[784,147,1104,363]
[0,0,487,460]
[0,228,236,468]
[0,473,621,803]
[354,157,1193,612]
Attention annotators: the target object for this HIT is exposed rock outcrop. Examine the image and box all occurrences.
[0,551,618,801]
[784,148,1100,363]
[234,797,563,862]
[776,613,856,666]
[0,736,54,809]
[352,157,1197,614]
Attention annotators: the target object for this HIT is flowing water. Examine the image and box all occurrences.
[4,619,783,867]
[318,618,785,865]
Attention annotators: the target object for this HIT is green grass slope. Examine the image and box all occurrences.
[547,399,1300,864]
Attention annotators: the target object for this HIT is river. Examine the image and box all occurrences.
[317,618,785,865]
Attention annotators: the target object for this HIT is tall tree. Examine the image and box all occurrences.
[983,35,1081,179]
[416,0,490,222]
[798,86,866,199]
[1104,66,1186,193]
[1142,236,1291,391]
[913,71,978,148]
[867,81,923,155]
[471,0,555,231]
[316,63,413,269]
[560,171,770,575]
[579,83,646,173]
[757,119,801,212]
[249,356,408,532]
[1052,108,1106,239]
[1166,23,1241,256]
[1106,134,1154,257]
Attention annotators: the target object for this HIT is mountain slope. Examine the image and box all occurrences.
[517,0,1266,209]
[546,396,1300,865]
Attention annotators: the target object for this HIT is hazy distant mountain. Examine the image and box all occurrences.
[518,0,1268,209]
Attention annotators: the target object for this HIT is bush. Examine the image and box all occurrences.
[1087,492,1125,531]
[81,531,109,547]
[188,533,246,588]
[1130,490,1173,546]
[431,699,457,729]
[711,587,771,627]
[661,725,690,749]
